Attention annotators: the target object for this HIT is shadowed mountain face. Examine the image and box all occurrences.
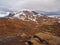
[0,10,60,45]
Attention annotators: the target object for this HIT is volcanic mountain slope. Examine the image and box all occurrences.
[0,18,38,37]
[0,10,60,37]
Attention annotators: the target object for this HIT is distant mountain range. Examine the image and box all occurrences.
[35,10,60,15]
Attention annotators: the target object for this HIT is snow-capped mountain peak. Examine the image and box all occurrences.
[6,10,46,22]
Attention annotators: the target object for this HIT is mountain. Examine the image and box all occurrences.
[0,10,60,45]
[0,10,59,36]
[5,10,47,22]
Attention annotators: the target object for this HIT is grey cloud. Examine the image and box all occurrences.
[0,0,60,12]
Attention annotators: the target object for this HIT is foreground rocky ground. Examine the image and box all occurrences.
[0,32,60,45]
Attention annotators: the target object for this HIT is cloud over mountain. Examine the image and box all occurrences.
[0,0,60,12]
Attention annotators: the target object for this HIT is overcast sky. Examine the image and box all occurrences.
[0,0,60,12]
